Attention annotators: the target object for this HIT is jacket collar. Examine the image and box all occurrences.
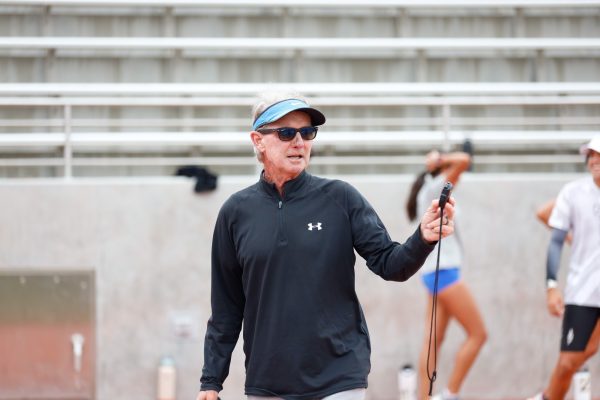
[259,169,310,200]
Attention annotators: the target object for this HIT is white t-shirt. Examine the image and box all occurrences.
[416,174,463,273]
[549,176,600,307]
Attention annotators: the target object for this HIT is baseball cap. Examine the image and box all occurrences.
[252,98,326,131]
[580,136,600,155]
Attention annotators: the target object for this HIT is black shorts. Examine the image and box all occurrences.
[560,304,600,352]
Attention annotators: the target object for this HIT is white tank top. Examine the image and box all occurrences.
[416,173,463,273]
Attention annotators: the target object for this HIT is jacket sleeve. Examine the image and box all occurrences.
[346,183,435,282]
[200,200,245,392]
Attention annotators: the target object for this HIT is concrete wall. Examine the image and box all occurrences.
[0,173,595,400]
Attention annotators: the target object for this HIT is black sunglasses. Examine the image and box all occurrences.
[257,126,318,141]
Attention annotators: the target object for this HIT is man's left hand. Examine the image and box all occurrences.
[420,197,456,244]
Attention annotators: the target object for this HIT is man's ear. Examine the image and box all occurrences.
[250,131,264,150]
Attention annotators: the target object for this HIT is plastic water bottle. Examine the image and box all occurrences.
[398,364,417,400]
[573,366,591,400]
[157,356,176,400]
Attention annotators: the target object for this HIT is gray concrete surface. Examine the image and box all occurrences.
[0,173,595,400]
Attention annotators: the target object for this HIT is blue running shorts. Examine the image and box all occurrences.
[422,268,460,295]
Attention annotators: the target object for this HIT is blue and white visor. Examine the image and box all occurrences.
[252,98,326,131]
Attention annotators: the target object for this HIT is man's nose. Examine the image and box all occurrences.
[291,132,304,144]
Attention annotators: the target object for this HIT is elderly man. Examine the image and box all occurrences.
[530,136,600,400]
[196,93,456,400]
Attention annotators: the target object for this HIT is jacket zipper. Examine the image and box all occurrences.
[277,199,288,246]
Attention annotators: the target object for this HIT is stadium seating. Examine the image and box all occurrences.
[0,0,598,177]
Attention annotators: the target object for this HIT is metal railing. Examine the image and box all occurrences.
[2,37,599,54]
[1,88,598,177]
[2,0,599,9]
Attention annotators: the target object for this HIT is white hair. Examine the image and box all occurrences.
[251,90,309,163]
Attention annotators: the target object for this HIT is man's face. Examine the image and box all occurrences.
[258,111,313,180]
[588,149,600,181]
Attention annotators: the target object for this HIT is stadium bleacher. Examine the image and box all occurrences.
[0,0,598,177]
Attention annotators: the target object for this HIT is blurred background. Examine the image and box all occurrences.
[0,1,598,399]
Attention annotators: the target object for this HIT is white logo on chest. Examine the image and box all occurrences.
[307,222,322,231]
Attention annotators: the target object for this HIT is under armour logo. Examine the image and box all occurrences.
[307,222,322,231]
[567,328,575,345]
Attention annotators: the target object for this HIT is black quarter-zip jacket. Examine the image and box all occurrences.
[200,171,435,399]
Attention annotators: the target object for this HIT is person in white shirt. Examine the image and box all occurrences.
[406,150,487,400]
[530,136,600,400]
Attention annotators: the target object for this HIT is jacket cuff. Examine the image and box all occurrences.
[414,225,437,250]
[200,382,223,393]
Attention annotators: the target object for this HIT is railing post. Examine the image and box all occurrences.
[42,5,51,36]
[63,104,72,179]
[293,49,305,82]
[513,7,525,37]
[282,7,291,37]
[163,6,175,37]
[394,8,409,37]
[442,103,451,152]
[416,49,427,82]
[535,49,545,82]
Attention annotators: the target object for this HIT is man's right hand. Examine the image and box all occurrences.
[196,390,219,400]
[546,288,564,317]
